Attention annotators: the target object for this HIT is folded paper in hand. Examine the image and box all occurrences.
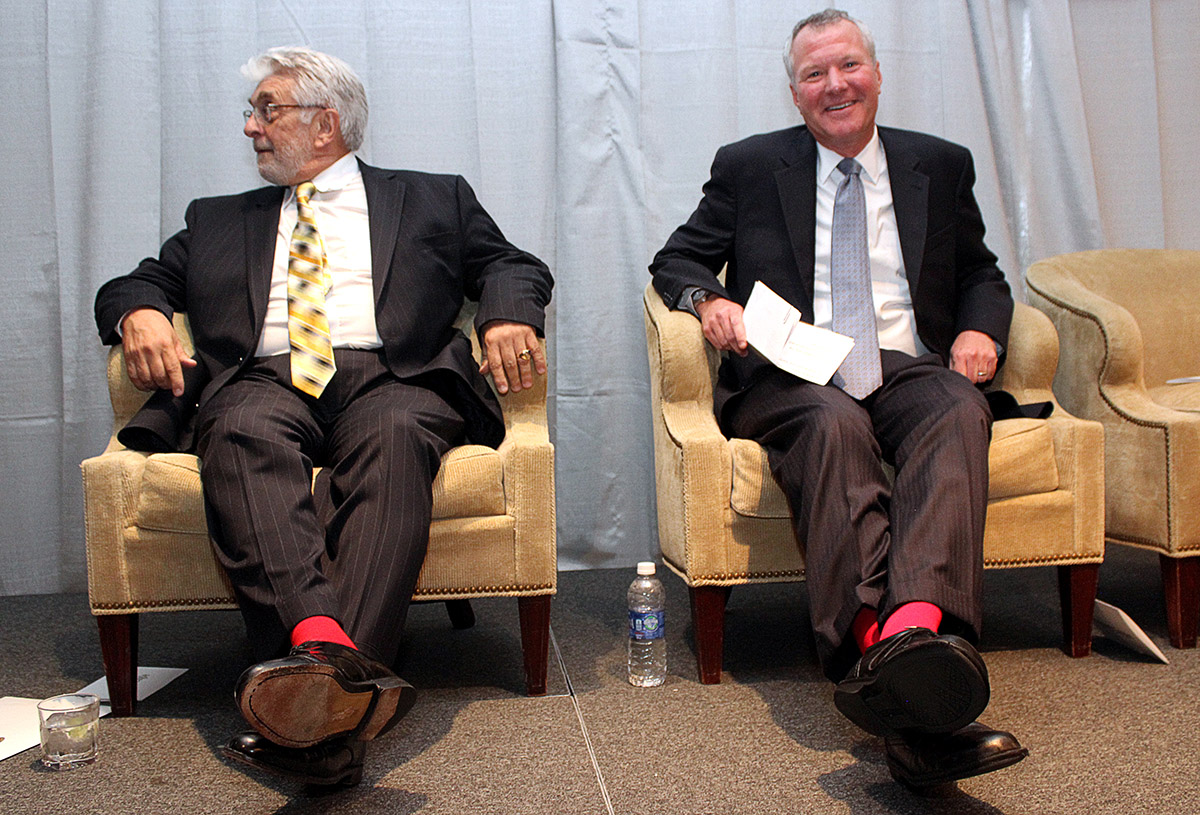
[742,281,854,386]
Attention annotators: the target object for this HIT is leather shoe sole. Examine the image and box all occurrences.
[222,730,365,788]
[834,628,989,737]
[885,722,1028,788]
[238,655,416,748]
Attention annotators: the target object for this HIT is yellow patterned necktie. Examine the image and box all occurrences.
[288,181,336,397]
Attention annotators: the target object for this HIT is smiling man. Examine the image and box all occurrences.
[650,10,1025,788]
[95,46,552,789]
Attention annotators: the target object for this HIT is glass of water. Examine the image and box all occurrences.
[37,693,100,769]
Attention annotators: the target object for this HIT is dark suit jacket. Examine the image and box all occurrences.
[649,125,1012,422]
[95,160,553,451]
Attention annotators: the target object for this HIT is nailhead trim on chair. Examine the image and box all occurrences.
[983,553,1104,567]
[413,583,556,596]
[92,584,559,611]
[92,598,238,611]
[1104,535,1200,555]
[679,569,808,583]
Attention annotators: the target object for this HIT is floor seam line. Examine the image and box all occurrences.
[552,625,616,815]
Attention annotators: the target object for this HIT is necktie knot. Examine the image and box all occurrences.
[837,157,861,180]
[296,181,316,207]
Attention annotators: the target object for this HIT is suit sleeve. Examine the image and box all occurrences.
[94,201,195,345]
[452,176,553,337]
[950,152,1012,351]
[648,146,737,311]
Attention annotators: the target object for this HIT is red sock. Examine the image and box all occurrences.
[879,601,943,641]
[851,607,881,653]
[291,616,357,650]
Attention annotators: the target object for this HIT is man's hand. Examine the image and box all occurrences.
[950,329,998,384]
[696,296,749,357]
[479,320,546,395]
[120,308,197,396]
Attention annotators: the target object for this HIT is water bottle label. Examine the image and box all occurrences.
[629,610,665,640]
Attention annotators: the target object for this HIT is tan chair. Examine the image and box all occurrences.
[643,282,1105,683]
[1027,250,1200,648]
[82,314,556,715]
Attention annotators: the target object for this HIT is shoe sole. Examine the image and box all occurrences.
[239,664,416,749]
[834,639,989,737]
[221,743,364,788]
[888,744,1029,789]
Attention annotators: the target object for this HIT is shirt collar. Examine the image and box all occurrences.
[816,127,884,185]
[284,152,360,206]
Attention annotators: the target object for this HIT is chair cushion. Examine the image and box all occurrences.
[135,445,506,535]
[729,438,790,519]
[1147,382,1200,413]
[987,419,1060,500]
[728,417,1059,518]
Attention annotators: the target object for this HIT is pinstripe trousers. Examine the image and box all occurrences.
[195,350,465,667]
[726,350,993,682]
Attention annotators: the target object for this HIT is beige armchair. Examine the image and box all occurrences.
[643,282,1105,683]
[82,314,556,715]
[1028,250,1200,648]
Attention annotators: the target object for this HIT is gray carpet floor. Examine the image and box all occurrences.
[1,543,1198,814]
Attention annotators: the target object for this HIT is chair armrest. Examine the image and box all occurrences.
[642,283,726,445]
[494,337,556,587]
[1027,259,1146,388]
[81,449,152,608]
[1028,259,1200,426]
[994,301,1060,403]
[103,314,195,450]
[644,283,735,569]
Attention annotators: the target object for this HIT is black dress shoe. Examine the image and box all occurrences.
[885,722,1028,788]
[222,730,366,788]
[236,641,416,748]
[833,627,989,737]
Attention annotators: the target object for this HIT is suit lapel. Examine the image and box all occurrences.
[360,160,407,303]
[879,128,930,292]
[244,186,285,332]
[775,129,818,311]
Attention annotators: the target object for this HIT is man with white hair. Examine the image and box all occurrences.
[95,46,552,788]
[650,10,1026,787]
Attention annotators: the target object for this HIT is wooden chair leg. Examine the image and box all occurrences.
[517,595,551,696]
[445,599,476,630]
[689,585,729,684]
[1057,563,1099,657]
[96,614,139,716]
[1161,554,1199,649]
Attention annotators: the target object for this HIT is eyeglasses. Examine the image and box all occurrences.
[242,103,325,125]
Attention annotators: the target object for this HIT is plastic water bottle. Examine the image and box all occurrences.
[627,561,666,686]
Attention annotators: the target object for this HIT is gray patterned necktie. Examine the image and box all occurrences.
[830,157,882,399]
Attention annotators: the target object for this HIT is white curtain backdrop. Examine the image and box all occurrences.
[2,0,1197,595]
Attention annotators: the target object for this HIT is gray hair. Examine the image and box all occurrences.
[783,9,877,86]
[242,46,368,151]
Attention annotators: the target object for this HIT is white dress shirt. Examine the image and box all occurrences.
[255,152,382,357]
[814,129,929,358]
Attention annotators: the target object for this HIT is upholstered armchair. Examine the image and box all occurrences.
[643,282,1105,683]
[1027,249,1200,648]
[82,314,556,715]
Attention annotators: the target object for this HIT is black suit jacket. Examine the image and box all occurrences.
[649,125,1012,421]
[95,160,553,451]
